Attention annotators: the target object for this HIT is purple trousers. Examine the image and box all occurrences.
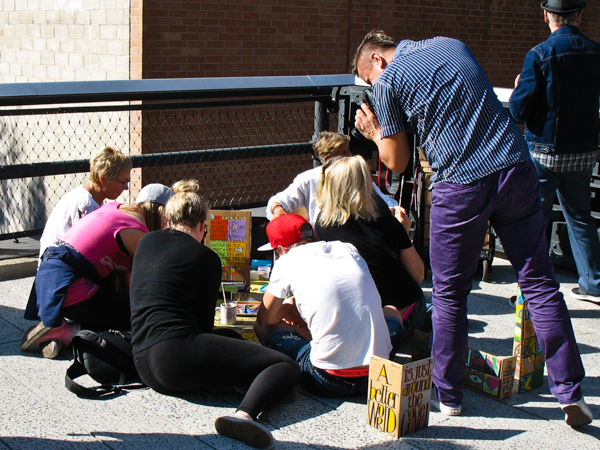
[430,158,585,407]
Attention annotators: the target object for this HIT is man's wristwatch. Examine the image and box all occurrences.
[272,205,285,214]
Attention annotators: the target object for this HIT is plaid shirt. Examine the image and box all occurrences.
[531,150,597,172]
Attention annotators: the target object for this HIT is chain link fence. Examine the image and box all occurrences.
[0,76,356,240]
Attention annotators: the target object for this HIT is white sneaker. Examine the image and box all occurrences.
[431,387,462,416]
[570,287,600,303]
[561,399,593,427]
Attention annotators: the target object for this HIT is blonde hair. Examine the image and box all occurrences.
[164,179,208,228]
[313,131,350,162]
[317,155,377,227]
[352,30,396,76]
[89,146,132,184]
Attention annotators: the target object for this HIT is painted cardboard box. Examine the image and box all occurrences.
[411,329,433,362]
[513,286,545,393]
[412,330,516,401]
[367,355,433,438]
[464,349,515,401]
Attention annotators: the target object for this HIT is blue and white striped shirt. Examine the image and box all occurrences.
[373,37,529,186]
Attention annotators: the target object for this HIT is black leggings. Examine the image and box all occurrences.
[134,330,301,419]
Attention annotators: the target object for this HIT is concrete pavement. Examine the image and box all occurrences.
[1,253,599,449]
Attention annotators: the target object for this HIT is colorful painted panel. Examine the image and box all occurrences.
[205,210,252,285]
[412,331,515,401]
[463,348,515,401]
[512,285,545,393]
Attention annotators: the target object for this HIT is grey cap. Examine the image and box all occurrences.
[136,183,174,205]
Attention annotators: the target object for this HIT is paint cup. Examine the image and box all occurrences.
[220,302,237,325]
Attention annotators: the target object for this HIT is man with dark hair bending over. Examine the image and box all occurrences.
[353,29,592,426]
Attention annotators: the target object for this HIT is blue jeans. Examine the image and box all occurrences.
[401,295,427,342]
[387,295,428,356]
[429,159,584,407]
[263,328,369,398]
[534,159,600,296]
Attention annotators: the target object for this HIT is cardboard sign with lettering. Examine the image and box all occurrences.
[367,355,433,438]
[205,210,252,286]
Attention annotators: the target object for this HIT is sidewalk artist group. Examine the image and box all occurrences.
[20,0,597,447]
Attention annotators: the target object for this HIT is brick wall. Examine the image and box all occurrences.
[0,0,130,83]
[2,1,598,88]
[142,0,600,88]
[0,0,134,235]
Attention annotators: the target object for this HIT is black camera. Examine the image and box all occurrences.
[362,88,374,108]
[351,88,374,140]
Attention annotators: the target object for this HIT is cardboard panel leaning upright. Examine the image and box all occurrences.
[513,285,545,393]
[367,355,433,438]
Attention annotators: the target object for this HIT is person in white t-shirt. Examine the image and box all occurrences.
[254,214,392,397]
[266,131,397,224]
[38,146,132,259]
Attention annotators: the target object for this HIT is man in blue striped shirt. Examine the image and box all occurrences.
[353,30,592,426]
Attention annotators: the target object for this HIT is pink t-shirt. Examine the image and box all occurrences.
[61,203,149,306]
[64,202,149,277]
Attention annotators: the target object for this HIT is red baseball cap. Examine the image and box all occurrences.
[258,214,314,251]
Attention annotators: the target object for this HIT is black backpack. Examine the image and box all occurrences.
[65,329,146,398]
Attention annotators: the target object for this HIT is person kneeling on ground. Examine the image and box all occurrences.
[266,131,397,224]
[129,180,300,449]
[37,145,132,259]
[21,183,173,358]
[254,214,392,398]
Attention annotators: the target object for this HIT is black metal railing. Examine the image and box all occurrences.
[0,75,355,240]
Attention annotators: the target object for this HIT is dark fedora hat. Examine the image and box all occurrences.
[541,0,587,13]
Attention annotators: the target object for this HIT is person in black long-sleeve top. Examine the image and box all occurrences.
[130,179,300,449]
[315,156,426,355]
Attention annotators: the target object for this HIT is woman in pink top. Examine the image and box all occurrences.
[22,184,174,358]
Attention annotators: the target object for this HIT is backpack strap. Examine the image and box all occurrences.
[65,331,145,398]
[65,359,122,398]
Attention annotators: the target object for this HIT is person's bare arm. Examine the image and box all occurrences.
[279,296,307,328]
[258,291,307,327]
[270,203,287,218]
[392,206,411,234]
[257,291,286,326]
[355,104,411,173]
[399,246,425,284]
[119,228,146,259]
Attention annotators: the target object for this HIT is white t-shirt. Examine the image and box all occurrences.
[267,240,392,369]
[266,166,397,223]
[39,185,100,258]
